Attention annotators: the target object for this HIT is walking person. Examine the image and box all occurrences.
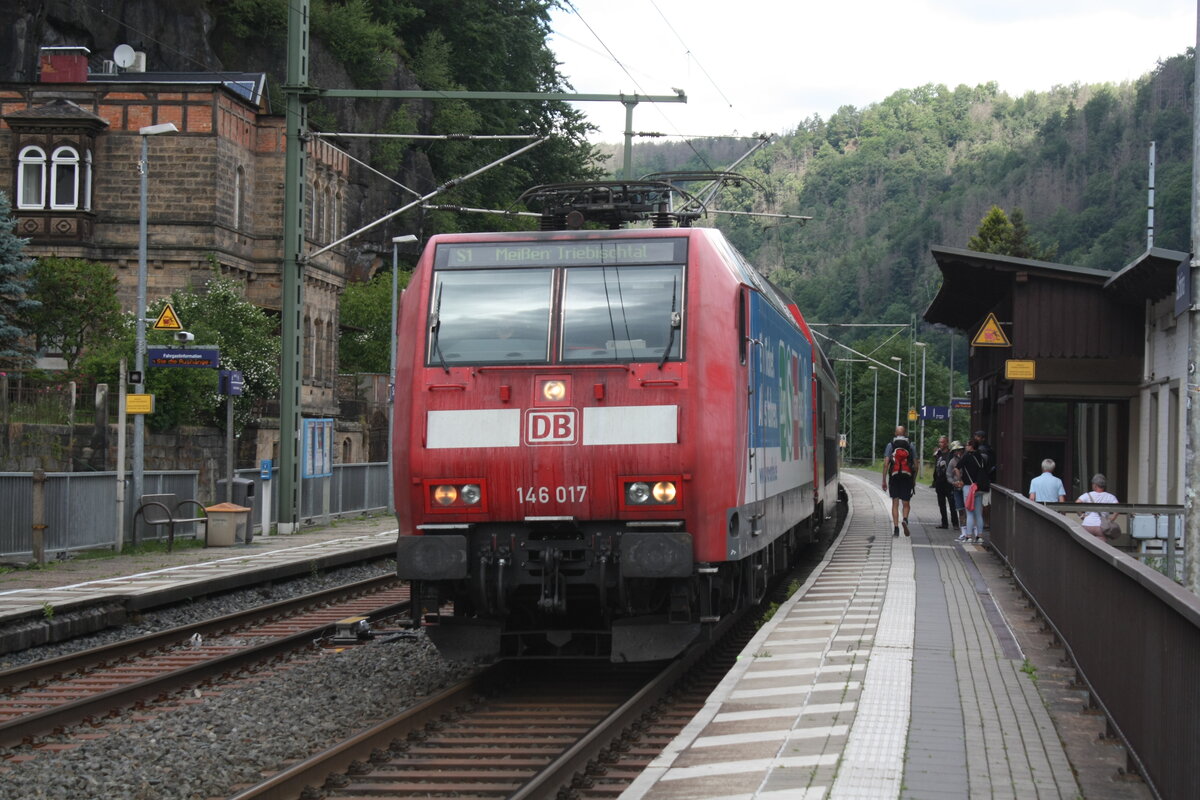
[881,426,916,537]
[931,435,954,528]
[956,439,990,542]
[1028,459,1066,504]
[1076,473,1119,540]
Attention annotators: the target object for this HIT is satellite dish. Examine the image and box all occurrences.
[113,44,135,68]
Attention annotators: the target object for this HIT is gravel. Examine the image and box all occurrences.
[0,560,478,799]
[0,634,473,800]
[0,561,397,671]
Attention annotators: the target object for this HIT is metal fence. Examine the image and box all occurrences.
[0,463,390,560]
[990,486,1200,800]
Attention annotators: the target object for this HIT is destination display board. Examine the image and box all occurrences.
[148,347,220,368]
[435,238,686,269]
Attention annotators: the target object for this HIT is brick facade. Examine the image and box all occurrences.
[1,65,352,432]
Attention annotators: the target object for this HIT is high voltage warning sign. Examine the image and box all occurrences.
[153,303,182,331]
[972,312,1010,347]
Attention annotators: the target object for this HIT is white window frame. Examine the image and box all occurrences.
[17,145,47,210]
[50,145,80,210]
[83,149,93,212]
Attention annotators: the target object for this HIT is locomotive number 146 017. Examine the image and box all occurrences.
[517,485,588,504]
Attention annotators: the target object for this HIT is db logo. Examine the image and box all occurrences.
[525,409,578,445]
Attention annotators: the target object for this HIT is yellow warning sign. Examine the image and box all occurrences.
[153,303,182,331]
[972,312,1010,347]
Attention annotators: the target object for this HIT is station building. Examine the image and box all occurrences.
[924,244,1189,505]
[0,46,351,427]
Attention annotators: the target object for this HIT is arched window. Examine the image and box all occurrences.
[342,438,352,463]
[17,145,47,209]
[83,149,93,211]
[234,166,246,231]
[50,146,80,210]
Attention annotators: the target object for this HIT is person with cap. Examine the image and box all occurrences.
[1029,459,1066,504]
[947,440,967,536]
[1076,474,1119,539]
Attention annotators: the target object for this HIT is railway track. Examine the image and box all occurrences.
[228,607,751,799]
[0,575,409,749]
[231,505,845,800]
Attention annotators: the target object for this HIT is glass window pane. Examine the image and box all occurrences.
[561,266,683,362]
[19,161,44,208]
[429,269,553,365]
[51,161,78,209]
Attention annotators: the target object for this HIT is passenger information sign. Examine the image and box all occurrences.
[148,347,220,368]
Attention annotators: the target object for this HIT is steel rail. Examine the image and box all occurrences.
[0,582,408,748]
[0,574,400,692]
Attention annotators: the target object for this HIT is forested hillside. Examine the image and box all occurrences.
[624,52,1195,328]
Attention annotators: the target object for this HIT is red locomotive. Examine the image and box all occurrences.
[394,180,839,661]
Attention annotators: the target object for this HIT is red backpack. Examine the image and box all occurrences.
[890,440,913,476]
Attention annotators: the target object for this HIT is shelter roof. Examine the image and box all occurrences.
[1103,246,1189,305]
[924,245,1114,332]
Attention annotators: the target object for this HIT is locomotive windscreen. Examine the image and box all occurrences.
[428,238,687,366]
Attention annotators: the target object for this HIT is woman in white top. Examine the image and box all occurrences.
[1075,473,1118,539]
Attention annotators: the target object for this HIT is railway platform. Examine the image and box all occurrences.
[621,471,1151,800]
[0,516,398,649]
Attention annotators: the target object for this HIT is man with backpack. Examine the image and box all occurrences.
[881,426,917,537]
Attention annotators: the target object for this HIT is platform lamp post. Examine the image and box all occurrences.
[915,342,927,473]
[131,122,178,542]
[387,234,418,516]
[869,366,879,463]
[890,355,902,429]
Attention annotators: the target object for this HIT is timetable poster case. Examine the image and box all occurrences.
[303,418,334,478]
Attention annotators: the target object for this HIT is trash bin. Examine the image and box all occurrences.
[217,477,257,507]
[205,502,251,547]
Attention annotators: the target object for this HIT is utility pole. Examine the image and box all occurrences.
[1185,1,1200,593]
[276,11,688,530]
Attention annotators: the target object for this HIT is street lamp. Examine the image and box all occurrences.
[915,342,927,471]
[132,122,178,542]
[868,366,879,463]
[890,356,902,428]
[388,235,418,516]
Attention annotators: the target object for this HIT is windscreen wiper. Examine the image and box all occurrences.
[658,277,680,370]
[429,283,449,373]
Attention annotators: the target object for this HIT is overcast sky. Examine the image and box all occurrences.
[548,1,1196,143]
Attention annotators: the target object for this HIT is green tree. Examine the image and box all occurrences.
[81,274,279,432]
[0,191,36,368]
[24,257,123,372]
[339,269,408,373]
[967,206,1015,254]
[967,206,1057,259]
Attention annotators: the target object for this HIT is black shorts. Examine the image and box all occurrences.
[888,474,914,500]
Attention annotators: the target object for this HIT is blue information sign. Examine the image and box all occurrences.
[920,405,950,421]
[951,397,971,410]
[219,369,244,395]
[260,459,273,480]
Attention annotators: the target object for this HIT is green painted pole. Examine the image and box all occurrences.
[278,0,310,532]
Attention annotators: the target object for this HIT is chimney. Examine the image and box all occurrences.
[38,46,91,83]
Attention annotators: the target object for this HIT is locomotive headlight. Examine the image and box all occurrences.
[626,482,652,504]
[541,380,567,402]
[460,484,482,505]
[433,485,458,506]
[652,481,677,503]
